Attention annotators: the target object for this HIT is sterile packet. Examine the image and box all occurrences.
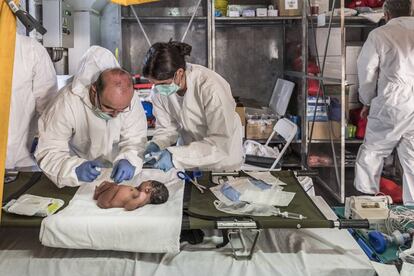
[3,194,64,217]
[239,189,296,207]
[213,200,281,217]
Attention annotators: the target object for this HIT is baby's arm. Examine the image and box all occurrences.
[124,198,143,211]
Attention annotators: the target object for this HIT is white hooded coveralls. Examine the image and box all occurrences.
[35,46,147,188]
[150,64,243,171]
[354,17,414,205]
[7,34,58,170]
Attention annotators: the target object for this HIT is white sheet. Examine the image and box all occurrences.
[0,227,375,276]
[39,169,184,253]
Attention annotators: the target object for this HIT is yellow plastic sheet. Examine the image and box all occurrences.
[0,0,17,223]
[111,0,159,6]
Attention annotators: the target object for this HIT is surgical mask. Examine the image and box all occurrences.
[92,91,113,121]
[92,107,113,121]
[153,73,181,96]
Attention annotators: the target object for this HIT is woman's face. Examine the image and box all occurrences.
[149,68,186,92]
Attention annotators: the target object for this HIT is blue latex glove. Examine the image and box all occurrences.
[144,142,161,157]
[111,159,136,183]
[154,150,174,172]
[220,183,241,202]
[143,142,161,165]
[75,160,102,182]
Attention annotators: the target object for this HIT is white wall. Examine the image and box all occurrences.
[68,12,101,75]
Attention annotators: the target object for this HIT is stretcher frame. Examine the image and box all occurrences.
[1,170,369,259]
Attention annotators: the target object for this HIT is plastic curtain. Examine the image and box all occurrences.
[0,0,17,222]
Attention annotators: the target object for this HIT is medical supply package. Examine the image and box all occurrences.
[3,194,64,217]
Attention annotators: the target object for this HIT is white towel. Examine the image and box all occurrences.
[39,169,184,253]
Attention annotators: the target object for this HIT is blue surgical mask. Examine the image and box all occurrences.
[153,72,181,96]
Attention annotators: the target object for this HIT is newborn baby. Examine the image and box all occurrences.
[93,180,169,211]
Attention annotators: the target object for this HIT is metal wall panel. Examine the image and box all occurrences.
[121,21,208,74]
[215,25,284,104]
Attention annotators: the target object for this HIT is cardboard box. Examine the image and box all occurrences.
[308,121,341,140]
[246,119,275,140]
[276,0,302,16]
[346,44,362,74]
[235,106,246,126]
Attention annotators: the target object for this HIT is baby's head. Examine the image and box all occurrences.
[138,180,169,205]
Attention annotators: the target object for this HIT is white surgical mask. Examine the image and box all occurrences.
[153,72,181,96]
[92,91,113,121]
[92,107,113,121]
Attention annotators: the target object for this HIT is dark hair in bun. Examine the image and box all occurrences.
[142,40,192,80]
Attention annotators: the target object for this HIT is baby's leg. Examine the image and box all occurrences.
[94,182,116,200]
[96,185,120,209]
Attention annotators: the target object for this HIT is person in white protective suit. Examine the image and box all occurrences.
[6,34,58,171]
[354,0,414,205]
[35,46,147,188]
[142,41,243,172]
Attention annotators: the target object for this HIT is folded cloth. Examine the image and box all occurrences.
[39,169,184,253]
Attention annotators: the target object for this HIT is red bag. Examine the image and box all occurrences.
[380,177,403,203]
[356,117,367,139]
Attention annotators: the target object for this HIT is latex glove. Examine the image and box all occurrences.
[154,150,174,172]
[143,142,161,165]
[75,160,102,182]
[144,142,161,157]
[111,159,136,183]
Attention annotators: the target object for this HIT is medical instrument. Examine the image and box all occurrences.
[368,229,414,254]
[143,152,162,164]
[192,170,203,186]
[345,196,392,230]
[177,171,207,193]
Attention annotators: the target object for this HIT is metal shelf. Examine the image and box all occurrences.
[309,139,364,144]
[308,15,384,27]
[121,16,207,22]
[214,16,302,26]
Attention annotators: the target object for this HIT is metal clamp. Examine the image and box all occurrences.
[227,229,261,260]
[216,219,261,260]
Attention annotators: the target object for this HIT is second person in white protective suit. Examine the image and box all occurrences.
[142,41,243,171]
[354,0,414,205]
[35,46,147,188]
[7,34,58,171]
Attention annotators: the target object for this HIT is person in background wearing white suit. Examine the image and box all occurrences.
[354,0,414,205]
[142,41,243,172]
[35,46,147,188]
[6,34,58,171]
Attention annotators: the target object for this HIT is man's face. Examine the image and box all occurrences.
[94,73,134,118]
